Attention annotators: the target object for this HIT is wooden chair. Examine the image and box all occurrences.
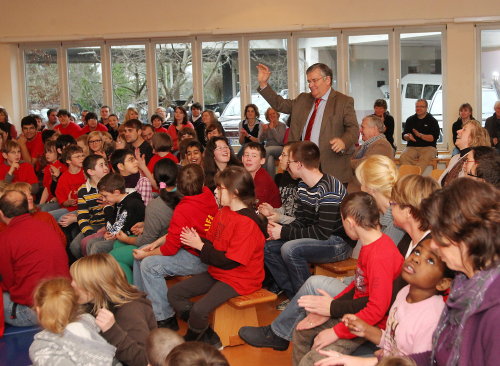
[213,288,277,347]
[314,258,358,279]
[429,168,445,181]
[398,164,422,177]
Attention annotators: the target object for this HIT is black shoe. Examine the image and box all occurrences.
[157,316,179,331]
[184,328,203,342]
[200,327,223,350]
[179,309,190,322]
[238,325,289,351]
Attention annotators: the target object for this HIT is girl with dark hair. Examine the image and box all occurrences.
[168,166,268,349]
[113,159,180,282]
[0,107,17,139]
[202,136,242,191]
[167,106,194,151]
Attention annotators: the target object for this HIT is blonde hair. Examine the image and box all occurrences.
[147,329,184,366]
[33,278,80,334]
[355,155,398,199]
[124,107,139,122]
[87,131,104,153]
[391,174,440,230]
[462,120,491,147]
[70,254,143,314]
[0,181,9,197]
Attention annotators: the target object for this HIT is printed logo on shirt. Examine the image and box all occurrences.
[354,266,367,294]
[204,214,214,232]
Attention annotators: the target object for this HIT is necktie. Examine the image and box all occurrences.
[304,98,321,141]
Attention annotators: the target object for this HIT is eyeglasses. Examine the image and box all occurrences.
[214,146,230,152]
[466,171,479,178]
[280,152,289,157]
[389,201,399,207]
[89,139,102,144]
[307,77,326,85]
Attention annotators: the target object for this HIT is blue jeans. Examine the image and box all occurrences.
[3,292,38,327]
[265,235,350,299]
[48,208,69,222]
[271,275,352,341]
[133,248,208,321]
[264,145,284,178]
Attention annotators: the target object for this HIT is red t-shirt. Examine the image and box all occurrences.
[147,153,179,173]
[0,214,69,306]
[207,207,266,295]
[42,160,68,200]
[54,122,82,139]
[154,127,169,134]
[332,233,404,339]
[79,123,109,136]
[55,169,86,211]
[0,161,38,184]
[166,122,194,151]
[25,132,44,161]
[160,186,218,257]
[254,167,281,208]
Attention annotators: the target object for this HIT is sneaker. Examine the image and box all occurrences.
[276,299,290,311]
[238,325,289,351]
[157,316,179,331]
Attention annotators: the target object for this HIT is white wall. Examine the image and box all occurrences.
[1,0,499,151]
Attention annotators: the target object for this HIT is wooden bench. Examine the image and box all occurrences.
[213,288,277,347]
[314,258,358,279]
[394,156,450,170]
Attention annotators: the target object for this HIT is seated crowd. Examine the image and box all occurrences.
[0,87,499,366]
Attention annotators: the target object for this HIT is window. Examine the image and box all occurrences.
[249,38,288,103]
[111,44,148,121]
[67,46,103,117]
[400,31,443,142]
[297,36,337,92]
[156,43,193,112]
[348,34,389,123]
[479,29,500,124]
[24,48,60,115]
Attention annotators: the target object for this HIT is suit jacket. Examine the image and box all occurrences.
[258,86,359,183]
[348,136,395,192]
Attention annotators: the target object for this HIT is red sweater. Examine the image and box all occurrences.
[147,153,179,174]
[0,214,69,306]
[55,169,86,211]
[160,186,218,257]
[79,123,109,136]
[25,132,44,167]
[207,207,266,295]
[333,233,404,339]
[0,161,38,184]
[154,127,169,134]
[42,160,67,200]
[254,168,281,208]
[54,122,82,139]
[166,122,194,151]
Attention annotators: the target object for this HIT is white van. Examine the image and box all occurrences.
[400,74,442,122]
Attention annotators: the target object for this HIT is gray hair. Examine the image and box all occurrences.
[363,115,385,133]
[306,63,333,82]
[494,100,500,109]
[416,99,428,108]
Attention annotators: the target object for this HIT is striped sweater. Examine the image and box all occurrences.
[77,180,106,236]
[281,174,347,241]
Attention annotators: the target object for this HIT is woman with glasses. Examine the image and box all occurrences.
[202,136,242,191]
[438,120,491,187]
[87,131,107,159]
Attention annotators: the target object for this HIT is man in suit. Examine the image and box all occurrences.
[256,63,359,185]
[349,114,395,191]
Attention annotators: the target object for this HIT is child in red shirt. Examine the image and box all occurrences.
[292,192,404,366]
[0,140,38,193]
[50,145,86,221]
[147,132,179,174]
[151,114,168,134]
[40,140,68,210]
[168,165,268,349]
[241,142,281,208]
